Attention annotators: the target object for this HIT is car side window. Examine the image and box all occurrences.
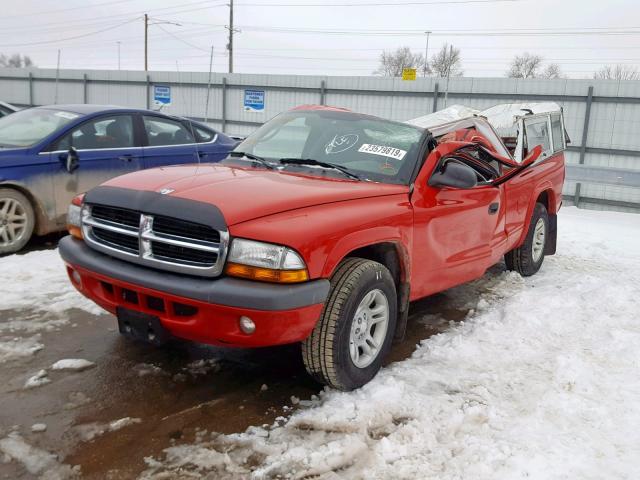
[195,126,217,143]
[550,114,565,153]
[57,115,135,151]
[143,116,195,146]
[524,117,552,157]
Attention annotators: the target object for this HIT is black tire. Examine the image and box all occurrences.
[505,202,548,277]
[0,188,35,255]
[302,258,397,391]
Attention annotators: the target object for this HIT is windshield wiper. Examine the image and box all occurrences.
[279,158,361,181]
[227,151,275,170]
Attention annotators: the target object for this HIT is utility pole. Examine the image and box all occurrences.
[117,41,121,70]
[227,0,234,73]
[54,49,61,104]
[204,45,214,123]
[424,31,431,77]
[144,14,149,71]
[444,44,453,108]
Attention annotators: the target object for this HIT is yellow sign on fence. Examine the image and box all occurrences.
[402,68,417,81]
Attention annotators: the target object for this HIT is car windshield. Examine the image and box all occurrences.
[226,110,425,184]
[0,108,81,148]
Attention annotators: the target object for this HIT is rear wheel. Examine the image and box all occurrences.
[505,202,548,277]
[302,258,397,391]
[0,188,35,255]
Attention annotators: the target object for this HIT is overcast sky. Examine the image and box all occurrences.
[2,0,639,78]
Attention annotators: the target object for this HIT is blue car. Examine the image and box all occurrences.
[0,104,238,253]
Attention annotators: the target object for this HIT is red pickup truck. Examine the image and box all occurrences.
[60,104,565,390]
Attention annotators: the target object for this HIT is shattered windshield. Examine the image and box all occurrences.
[226,110,425,184]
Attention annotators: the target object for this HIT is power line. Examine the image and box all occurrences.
[0,17,141,48]
[155,24,211,53]
[1,0,134,20]
[235,0,525,5]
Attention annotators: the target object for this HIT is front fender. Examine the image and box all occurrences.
[228,194,413,279]
[321,227,410,278]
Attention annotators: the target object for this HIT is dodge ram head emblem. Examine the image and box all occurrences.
[159,188,175,195]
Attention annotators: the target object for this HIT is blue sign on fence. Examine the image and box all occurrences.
[153,85,172,106]
[244,89,265,112]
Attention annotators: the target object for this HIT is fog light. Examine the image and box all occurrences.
[70,268,82,286]
[239,316,256,334]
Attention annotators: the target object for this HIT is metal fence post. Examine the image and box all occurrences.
[28,72,34,106]
[575,85,594,207]
[320,79,326,105]
[432,82,439,113]
[222,77,227,133]
[83,74,88,104]
[146,75,151,110]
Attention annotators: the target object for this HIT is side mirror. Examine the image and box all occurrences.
[429,160,477,189]
[60,147,79,174]
[521,145,542,167]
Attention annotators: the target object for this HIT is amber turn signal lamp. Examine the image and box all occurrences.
[67,193,85,240]
[225,262,309,283]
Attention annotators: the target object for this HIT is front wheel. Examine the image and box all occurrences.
[505,202,548,277]
[302,258,397,391]
[0,188,35,255]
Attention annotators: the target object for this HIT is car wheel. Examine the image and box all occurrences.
[302,258,397,391]
[0,188,35,255]
[505,202,548,277]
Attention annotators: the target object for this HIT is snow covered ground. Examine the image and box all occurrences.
[1,206,639,480]
[138,207,640,480]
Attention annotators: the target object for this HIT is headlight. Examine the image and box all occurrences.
[225,239,309,283]
[67,193,85,239]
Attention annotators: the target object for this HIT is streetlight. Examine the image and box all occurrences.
[424,31,431,77]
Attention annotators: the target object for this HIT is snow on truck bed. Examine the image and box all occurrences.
[141,207,640,480]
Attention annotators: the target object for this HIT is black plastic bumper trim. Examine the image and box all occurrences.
[59,236,330,311]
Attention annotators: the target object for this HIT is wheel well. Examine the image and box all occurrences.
[0,183,47,236]
[347,242,404,287]
[537,190,552,213]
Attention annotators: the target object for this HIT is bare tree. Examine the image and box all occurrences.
[541,63,563,79]
[594,64,640,81]
[507,53,543,79]
[375,47,427,77]
[430,43,463,78]
[0,53,34,68]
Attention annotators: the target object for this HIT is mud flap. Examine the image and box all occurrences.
[545,214,558,255]
[393,283,410,342]
[116,307,171,346]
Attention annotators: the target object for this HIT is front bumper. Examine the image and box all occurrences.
[59,236,329,347]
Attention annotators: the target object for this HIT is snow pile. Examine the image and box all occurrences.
[51,359,95,372]
[0,433,78,479]
[0,335,43,363]
[140,207,640,480]
[0,249,104,316]
[74,417,141,442]
[24,369,51,389]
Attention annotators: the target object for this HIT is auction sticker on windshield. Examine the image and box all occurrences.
[358,144,407,160]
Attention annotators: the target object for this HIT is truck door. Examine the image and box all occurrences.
[410,143,507,299]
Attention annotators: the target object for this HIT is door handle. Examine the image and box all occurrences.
[118,155,133,162]
[488,203,499,215]
[197,151,208,158]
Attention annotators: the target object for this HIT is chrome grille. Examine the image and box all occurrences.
[82,204,228,277]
